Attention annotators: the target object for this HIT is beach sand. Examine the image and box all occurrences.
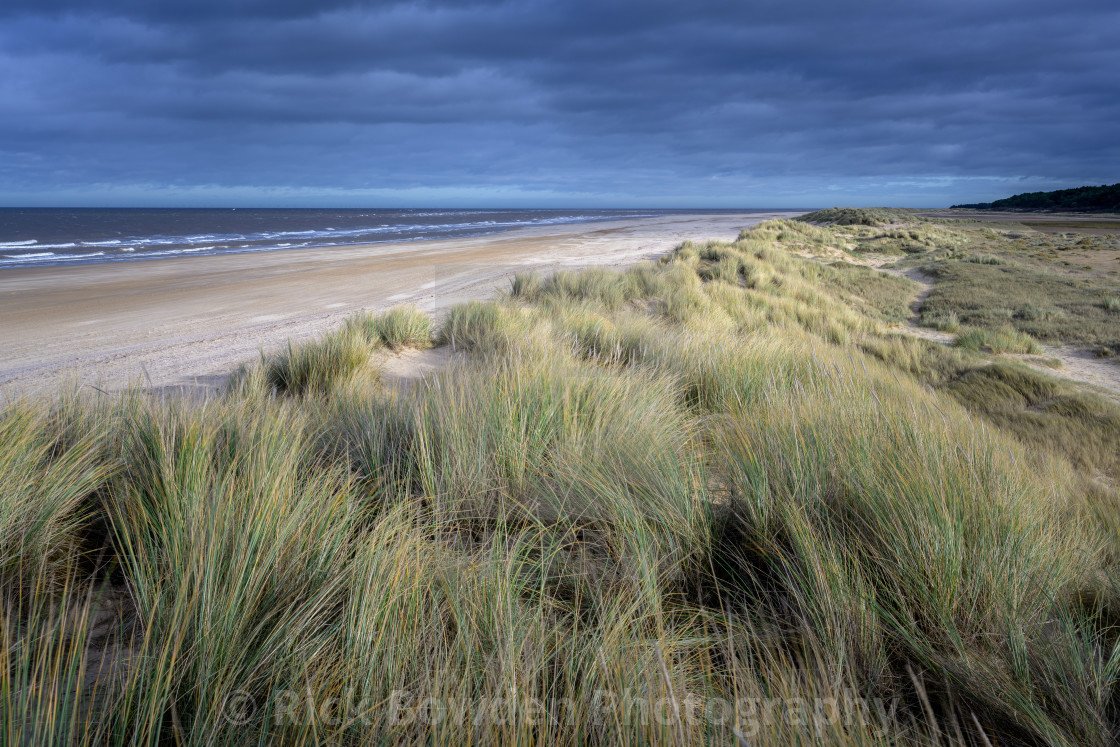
[0,212,798,398]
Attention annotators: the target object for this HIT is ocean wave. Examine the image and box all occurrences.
[0,210,667,268]
[2,250,104,263]
[75,215,630,251]
[0,242,80,251]
[56,251,104,259]
[261,230,320,238]
[249,216,606,242]
[4,251,56,259]
[31,242,79,250]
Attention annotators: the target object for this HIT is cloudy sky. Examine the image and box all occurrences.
[1,0,1117,207]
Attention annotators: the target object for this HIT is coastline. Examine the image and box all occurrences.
[0,211,799,398]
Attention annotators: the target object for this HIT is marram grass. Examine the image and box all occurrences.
[3,214,1120,745]
[347,304,433,350]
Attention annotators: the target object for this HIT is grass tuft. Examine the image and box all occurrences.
[436,300,535,352]
[921,310,961,332]
[964,253,1005,265]
[347,305,432,350]
[955,326,1043,355]
[252,330,372,396]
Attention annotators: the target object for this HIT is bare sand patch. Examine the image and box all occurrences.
[1010,346,1120,402]
[378,346,461,391]
[1057,248,1120,275]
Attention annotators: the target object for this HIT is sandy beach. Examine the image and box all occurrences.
[0,211,798,398]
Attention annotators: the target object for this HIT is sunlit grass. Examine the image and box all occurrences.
[347,304,432,350]
[250,329,373,397]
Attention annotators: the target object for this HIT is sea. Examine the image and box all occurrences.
[0,208,725,270]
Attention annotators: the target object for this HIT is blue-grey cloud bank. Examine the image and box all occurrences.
[1,0,1117,207]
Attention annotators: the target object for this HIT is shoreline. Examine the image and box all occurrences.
[0,211,800,398]
[0,209,716,271]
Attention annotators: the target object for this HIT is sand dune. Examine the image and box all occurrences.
[0,212,798,398]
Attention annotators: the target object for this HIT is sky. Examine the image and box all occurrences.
[0,0,1117,208]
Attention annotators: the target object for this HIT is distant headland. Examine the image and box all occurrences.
[953,182,1120,212]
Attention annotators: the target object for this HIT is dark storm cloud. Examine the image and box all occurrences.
[0,0,1116,206]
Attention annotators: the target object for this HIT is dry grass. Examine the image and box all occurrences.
[918,257,1120,348]
[3,217,1120,745]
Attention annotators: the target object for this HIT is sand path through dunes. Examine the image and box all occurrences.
[875,260,1120,400]
[0,212,796,398]
[1009,347,1120,401]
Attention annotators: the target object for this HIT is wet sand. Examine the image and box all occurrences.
[0,212,799,398]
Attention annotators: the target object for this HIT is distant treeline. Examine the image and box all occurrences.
[953,183,1120,212]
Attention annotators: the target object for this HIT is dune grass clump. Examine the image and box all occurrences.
[551,305,656,364]
[710,355,1112,745]
[744,218,838,251]
[346,305,432,350]
[1015,303,1066,322]
[253,329,371,396]
[0,405,106,597]
[510,266,648,310]
[796,207,921,226]
[964,253,1005,265]
[955,325,1043,355]
[410,355,709,588]
[677,233,901,343]
[107,400,357,742]
[921,310,961,332]
[436,300,537,353]
[508,270,543,298]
